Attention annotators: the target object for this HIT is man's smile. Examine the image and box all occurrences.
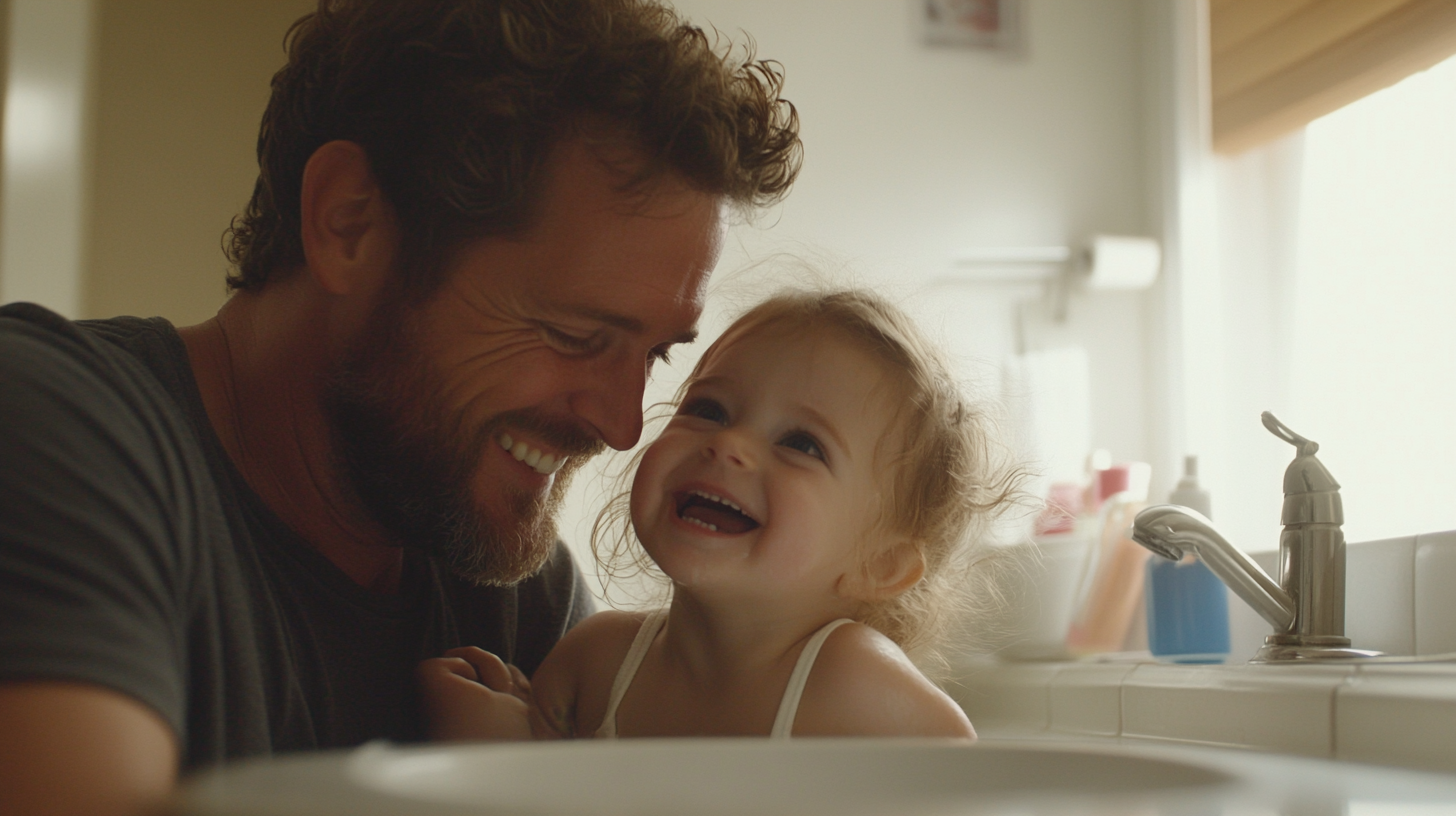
[498,433,567,475]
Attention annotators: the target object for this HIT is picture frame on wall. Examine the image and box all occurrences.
[922,0,1021,50]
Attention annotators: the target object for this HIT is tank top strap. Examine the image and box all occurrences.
[769,618,856,738]
[594,608,669,739]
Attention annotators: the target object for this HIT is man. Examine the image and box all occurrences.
[0,1,800,813]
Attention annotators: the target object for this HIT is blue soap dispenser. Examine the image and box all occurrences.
[1145,456,1230,663]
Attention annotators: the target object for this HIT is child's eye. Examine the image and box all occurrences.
[680,397,728,424]
[779,431,825,462]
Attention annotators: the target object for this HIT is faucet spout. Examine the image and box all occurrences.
[1132,505,1295,633]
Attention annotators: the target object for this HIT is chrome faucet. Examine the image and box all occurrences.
[1131,412,1380,662]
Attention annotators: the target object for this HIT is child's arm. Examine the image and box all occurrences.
[528,610,646,738]
[791,623,976,739]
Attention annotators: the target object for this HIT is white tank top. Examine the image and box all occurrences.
[594,609,854,739]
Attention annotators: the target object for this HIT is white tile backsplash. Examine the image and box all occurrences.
[1048,663,1134,737]
[1414,531,1456,656]
[948,662,1060,734]
[957,659,1456,774]
[1346,536,1417,655]
[1121,663,1354,757]
[1337,664,1456,772]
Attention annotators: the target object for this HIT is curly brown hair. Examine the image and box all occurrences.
[225,0,802,294]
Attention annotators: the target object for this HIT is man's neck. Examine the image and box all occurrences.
[178,284,406,593]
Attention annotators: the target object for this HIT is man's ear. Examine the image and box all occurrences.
[299,140,399,297]
[844,540,925,602]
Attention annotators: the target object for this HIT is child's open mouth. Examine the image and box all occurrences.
[675,489,760,534]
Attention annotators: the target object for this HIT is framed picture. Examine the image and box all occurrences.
[922,0,1021,50]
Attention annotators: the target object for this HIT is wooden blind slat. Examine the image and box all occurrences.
[1212,0,1456,154]
[1211,0,1318,57]
[1213,0,1412,101]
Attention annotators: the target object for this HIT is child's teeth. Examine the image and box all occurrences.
[686,517,718,532]
[691,490,742,513]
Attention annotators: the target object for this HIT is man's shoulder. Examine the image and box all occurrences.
[0,301,222,543]
[0,303,183,394]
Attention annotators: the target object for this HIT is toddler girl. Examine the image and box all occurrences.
[419,289,1022,740]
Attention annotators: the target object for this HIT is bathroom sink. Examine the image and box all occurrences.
[177,738,1231,815]
[175,737,1456,815]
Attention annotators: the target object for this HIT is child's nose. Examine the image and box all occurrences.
[702,428,755,468]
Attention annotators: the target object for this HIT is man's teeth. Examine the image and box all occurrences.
[498,433,565,475]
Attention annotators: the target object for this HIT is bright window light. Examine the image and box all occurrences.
[1290,54,1456,542]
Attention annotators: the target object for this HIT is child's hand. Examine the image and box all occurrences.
[417,647,535,742]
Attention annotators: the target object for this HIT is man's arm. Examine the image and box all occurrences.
[0,682,177,816]
[1,314,198,808]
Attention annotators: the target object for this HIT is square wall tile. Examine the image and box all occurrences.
[1121,663,1353,757]
[1049,663,1138,737]
[1415,531,1456,656]
[946,661,1060,735]
[1345,536,1416,656]
[1337,664,1456,772]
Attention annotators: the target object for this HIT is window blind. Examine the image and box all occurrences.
[1211,0,1456,153]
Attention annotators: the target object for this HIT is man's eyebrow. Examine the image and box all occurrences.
[563,306,697,345]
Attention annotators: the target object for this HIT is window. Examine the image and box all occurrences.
[1285,54,1456,543]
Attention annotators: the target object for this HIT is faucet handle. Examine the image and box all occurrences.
[1262,411,1319,457]
[1262,412,1342,524]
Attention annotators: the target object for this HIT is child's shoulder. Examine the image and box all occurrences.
[545,608,656,670]
[794,621,975,739]
[531,609,660,738]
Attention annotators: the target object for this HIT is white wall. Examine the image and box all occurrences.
[559,0,1162,602]
[0,0,93,317]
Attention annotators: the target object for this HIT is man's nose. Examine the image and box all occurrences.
[570,355,647,451]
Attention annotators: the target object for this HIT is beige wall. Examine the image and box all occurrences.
[83,0,313,324]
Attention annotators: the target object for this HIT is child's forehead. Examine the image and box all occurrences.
[699,322,911,427]
[709,319,872,367]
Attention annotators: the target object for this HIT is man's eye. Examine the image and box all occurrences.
[645,344,673,377]
[679,397,727,424]
[543,326,600,354]
[779,431,825,462]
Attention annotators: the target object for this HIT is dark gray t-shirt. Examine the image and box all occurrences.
[0,303,591,768]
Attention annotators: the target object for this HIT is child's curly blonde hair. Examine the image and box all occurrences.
[593,288,1029,675]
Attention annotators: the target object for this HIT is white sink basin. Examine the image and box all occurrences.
[175,737,1456,815]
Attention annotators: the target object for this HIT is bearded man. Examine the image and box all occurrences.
[0,2,800,814]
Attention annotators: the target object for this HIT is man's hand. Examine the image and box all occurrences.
[0,682,177,816]
[417,647,539,742]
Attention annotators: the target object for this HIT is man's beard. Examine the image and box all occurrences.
[323,297,605,586]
